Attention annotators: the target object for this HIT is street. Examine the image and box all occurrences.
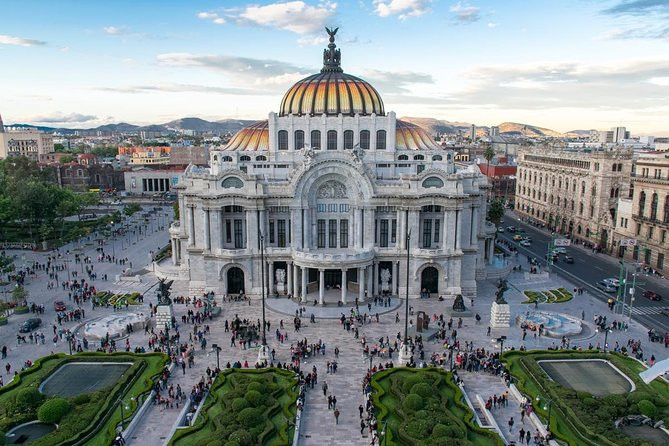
[497,211,669,333]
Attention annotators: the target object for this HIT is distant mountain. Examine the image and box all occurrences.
[399,117,487,136]
[496,122,563,138]
[566,129,594,137]
[162,117,257,134]
[93,122,140,132]
[402,117,578,139]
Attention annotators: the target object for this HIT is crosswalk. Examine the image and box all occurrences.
[626,305,669,316]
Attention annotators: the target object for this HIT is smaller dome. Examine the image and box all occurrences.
[395,120,441,151]
[223,121,268,151]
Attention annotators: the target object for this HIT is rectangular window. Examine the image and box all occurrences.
[636,223,641,235]
[633,245,639,260]
[226,220,232,243]
[317,204,326,212]
[422,219,432,248]
[662,230,666,243]
[644,249,651,265]
[328,219,337,248]
[590,206,594,218]
[277,220,286,247]
[340,219,348,248]
[317,219,326,248]
[374,219,378,243]
[380,219,389,247]
[234,220,243,248]
[339,204,349,212]
[434,219,440,243]
[269,220,275,244]
[658,253,665,270]
[327,130,337,150]
[648,226,654,240]
[328,203,337,213]
[391,219,397,244]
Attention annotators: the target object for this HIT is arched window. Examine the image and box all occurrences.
[432,155,442,161]
[343,130,354,149]
[579,202,584,215]
[360,130,370,149]
[581,181,586,195]
[327,130,337,150]
[651,193,658,220]
[278,130,288,150]
[664,196,669,223]
[311,130,321,149]
[573,180,576,192]
[577,225,582,234]
[222,156,232,162]
[610,188,615,198]
[240,155,251,161]
[376,130,386,150]
[422,177,444,188]
[222,177,243,188]
[614,188,619,198]
[255,155,267,161]
[638,191,646,217]
[618,163,623,171]
[629,183,634,198]
[398,154,408,161]
[592,185,596,196]
[414,155,424,161]
[294,130,304,150]
[612,164,617,172]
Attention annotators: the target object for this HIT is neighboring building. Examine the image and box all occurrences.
[0,116,54,161]
[54,163,124,192]
[515,146,633,251]
[478,161,517,202]
[598,126,630,144]
[169,145,210,165]
[118,146,171,164]
[490,126,500,137]
[123,165,186,195]
[168,33,495,299]
[614,153,669,275]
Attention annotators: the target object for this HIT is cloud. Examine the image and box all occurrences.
[103,26,126,35]
[602,0,669,16]
[0,34,46,47]
[601,25,669,40]
[487,22,497,28]
[227,1,337,34]
[197,11,226,24]
[362,69,434,93]
[30,112,98,123]
[297,34,328,46]
[450,2,481,23]
[100,83,272,95]
[373,0,430,19]
[156,52,310,87]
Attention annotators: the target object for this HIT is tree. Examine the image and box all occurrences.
[59,155,76,164]
[488,198,505,224]
[53,143,65,152]
[124,203,141,216]
[91,146,119,158]
[12,286,28,304]
[483,145,495,178]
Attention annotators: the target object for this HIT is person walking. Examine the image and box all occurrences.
[508,417,514,433]
[519,428,525,443]
[334,408,340,424]
[322,382,328,396]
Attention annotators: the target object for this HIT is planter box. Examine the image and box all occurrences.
[14,306,28,314]
[0,318,7,326]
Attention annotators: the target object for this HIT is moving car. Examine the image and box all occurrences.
[19,318,42,333]
[563,255,574,264]
[554,247,567,254]
[53,301,66,311]
[520,239,531,247]
[507,226,516,232]
[498,227,505,233]
[513,234,524,241]
[602,278,620,288]
[596,281,617,293]
[643,290,662,301]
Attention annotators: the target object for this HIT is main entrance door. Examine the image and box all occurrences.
[227,267,245,294]
[421,267,438,295]
[324,270,341,288]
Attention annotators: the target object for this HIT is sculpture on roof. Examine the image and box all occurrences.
[352,144,365,164]
[301,144,315,167]
[322,27,342,72]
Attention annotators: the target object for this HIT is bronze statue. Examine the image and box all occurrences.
[322,27,342,72]
[157,278,173,306]
[325,27,338,42]
[452,294,466,312]
[495,279,508,304]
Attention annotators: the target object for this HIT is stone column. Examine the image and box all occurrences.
[442,210,449,250]
[269,261,275,295]
[367,264,373,298]
[287,262,293,296]
[259,209,268,240]
[455,209,462,250]
[246,209,257,251]
[355,208,363,249]
[341,269,347,304]
[204,209,211,251]
[358,267,365,302]
[399,210,406,250]
[188,206,195,246]
[171,238,177,265]
[292,262,299,297]
[301,266,307,303]
[470,206,479,247]
[373,262,379,296]
[292,209,302,250]
[391,261,398,296]
[364,209,374,249]
[303,209,309,249]
[319,268,325,305]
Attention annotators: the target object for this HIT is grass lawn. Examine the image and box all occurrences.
[169,368,299,446]
[503,350,669,446]
[0,352,167,446]
[522,287,573,304]
[371,368,503,446]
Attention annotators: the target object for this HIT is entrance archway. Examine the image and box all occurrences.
[420,267,438,295]
[600,229,608,250]
[227,267,245,295]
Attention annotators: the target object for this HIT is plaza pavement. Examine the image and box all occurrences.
[1,208,668,446]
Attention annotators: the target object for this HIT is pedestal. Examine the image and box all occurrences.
[156,304,174,328]
[398,343,412,366]
[257,344,270,364]
[276,283,285,295]
[490,301,511,328]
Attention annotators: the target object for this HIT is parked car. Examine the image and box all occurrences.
[19,318,42,333]
[513,234,524,241]
[522,236,532,241]
[554,247,567,254]
[507,226,516,232]
[596,281,618,293]
[520,239,531,247]
[643,290,662,301]
[602,278,620,288]
[563,255,574,264]
[53,301,66,311]
[498,227,505,233]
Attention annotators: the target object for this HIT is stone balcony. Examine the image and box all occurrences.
[292,248,375,269]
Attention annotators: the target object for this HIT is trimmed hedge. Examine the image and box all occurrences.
[38,398,72,423]
[14,306,28,314]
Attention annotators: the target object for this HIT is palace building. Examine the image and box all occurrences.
[168,31,494,301]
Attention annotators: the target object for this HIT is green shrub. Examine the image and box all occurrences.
[72,393,91,405]
[638,400,658,419]
[246,382,265,393]
[14,306,28,314]
[410,382,433,398]
[401,375,424,394]
[38,397,72,423]
[402,394,424,413]
[15,387,44,410]
[243,390,264,407]
[627,391,652,405]
[231,397,250,412]
[236,407,263,428]
[228,429,252,446]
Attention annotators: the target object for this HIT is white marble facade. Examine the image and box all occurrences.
[169,33,494,301]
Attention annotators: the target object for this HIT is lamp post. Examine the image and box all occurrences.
[111,221,116,259]
[212,343,222,370]
[381,419,388,446]
[497,335,507,356]
[535,396,552,429]
[117,396,135,431]
[257,231,269,364]
[399,225,412,366]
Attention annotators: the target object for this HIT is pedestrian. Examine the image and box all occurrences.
[525,430,531,444]
[322,382,328,396]
[359,404,364,418]
[508,417,514,432]
[334,408,340,424]
[519,428,525,443]
[328,395,333,409]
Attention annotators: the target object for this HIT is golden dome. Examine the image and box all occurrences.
[279,27,384,117]
[395,120,441,151]
[222,120,268,151]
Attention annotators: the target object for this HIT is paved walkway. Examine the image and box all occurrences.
[267,294,401,319]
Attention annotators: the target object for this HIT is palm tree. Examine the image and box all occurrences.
[483,145,495,198]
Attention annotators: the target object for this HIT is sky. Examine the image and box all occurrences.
[1,0,668,134]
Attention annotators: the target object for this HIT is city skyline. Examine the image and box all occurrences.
[1,0,668,133]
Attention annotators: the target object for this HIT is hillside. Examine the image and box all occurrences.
[497,122,563,138]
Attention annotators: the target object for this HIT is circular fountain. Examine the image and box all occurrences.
[516,310,583,338]
[76,312,148,344]
[6,421,56,444]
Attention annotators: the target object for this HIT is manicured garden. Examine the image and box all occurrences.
[0,352,167,446]
[169,368,299,446]
[94,291,143,306]
[371,368,503,446]
[522,287,573,304]
[503,350,669,446]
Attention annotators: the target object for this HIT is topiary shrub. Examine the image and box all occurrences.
[638,400,658,419]
[38,397,72,423]
[15,387,44,410]
[72,394,90,405]
[402,375,424,394]
[246,381,265,393]
[410,382,433,398]
[236,407,263,428]
[627,391,652,405]
[402,394,424,414]
[231,397,250,412]
[244,390,264,407]
[228,429,252,446]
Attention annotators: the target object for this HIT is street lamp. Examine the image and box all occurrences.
[111,221,116,259]
[497,336,507,357]
[380,419,389,446]
[117,396,135,431]
[399,226,412,366]
[212,344,222,370]
[535,396,552,429]
[257,231,269,364]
